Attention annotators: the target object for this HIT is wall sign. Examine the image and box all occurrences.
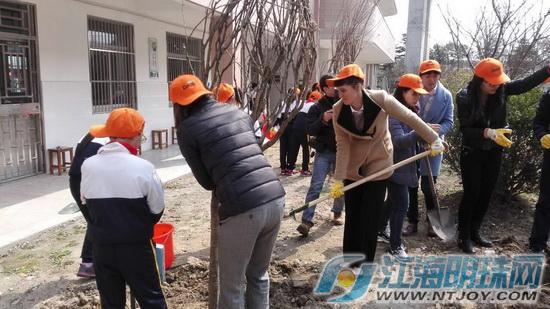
[148,37,159,78]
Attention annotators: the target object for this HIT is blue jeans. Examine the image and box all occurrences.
[301,150,344,223]
[387,181,409,250]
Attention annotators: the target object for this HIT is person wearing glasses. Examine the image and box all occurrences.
[80,108,167,308]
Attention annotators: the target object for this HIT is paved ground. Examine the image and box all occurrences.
[0,145,190,249]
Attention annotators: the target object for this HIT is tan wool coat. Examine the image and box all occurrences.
[333,89,439,181]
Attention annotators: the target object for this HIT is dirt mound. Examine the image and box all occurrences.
[37,281,100,309]
[164,257,209,307]
[163,257,331,308]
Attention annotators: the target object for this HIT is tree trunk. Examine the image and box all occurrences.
[209,194,219,309]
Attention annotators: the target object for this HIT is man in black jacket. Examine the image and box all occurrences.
[68,133,108,278]
[296,75,345,237]
[456,59,550,254]
[529,89,550,255]
[170,74,285,309]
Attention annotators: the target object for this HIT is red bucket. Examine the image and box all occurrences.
[153,223,174,269]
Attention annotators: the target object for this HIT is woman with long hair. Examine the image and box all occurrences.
[456,59,550,253]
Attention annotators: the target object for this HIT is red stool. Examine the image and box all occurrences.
[48,146,73,175]
[152,129,168,150]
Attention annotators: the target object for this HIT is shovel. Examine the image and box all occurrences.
[424,156,456,241]
[285,150,432,219]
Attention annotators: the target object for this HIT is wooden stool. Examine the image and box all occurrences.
[171,126,177,144]
[152,129,168,149]
[48,146,73,175]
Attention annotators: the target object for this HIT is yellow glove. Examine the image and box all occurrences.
[330,181,344,199]
[541,134,550,149]
[486,128,513,148]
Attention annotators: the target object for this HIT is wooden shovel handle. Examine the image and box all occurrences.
[307,150,431,209]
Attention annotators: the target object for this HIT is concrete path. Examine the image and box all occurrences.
[0,145,190,249]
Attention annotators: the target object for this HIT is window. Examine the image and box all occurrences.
[0,2,35,36]
[88,16,136,113]
[166,32,202,83]
[0,2,39,105]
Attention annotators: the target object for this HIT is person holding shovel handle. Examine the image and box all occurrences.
[456,59,550,254]
[327,64,443,263]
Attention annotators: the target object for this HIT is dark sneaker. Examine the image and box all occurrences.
[332,212,343,226]
[300,170,312,176]
[377,230,390,243]
[296,222,314,237]
[471,234,493,247]
[457,239,476,254]
[77,262,95,278]
[280,169,291,176]
[529,245,549,256]
[402,223,418,236]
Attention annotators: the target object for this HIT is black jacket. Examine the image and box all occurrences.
[306,95,339,152]
[457,66,550,150]
[177,98,285,220]
[534,91,550,156]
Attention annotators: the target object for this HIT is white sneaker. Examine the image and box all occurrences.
[389,245,408,258]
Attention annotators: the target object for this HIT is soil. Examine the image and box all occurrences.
[0,145,548,308]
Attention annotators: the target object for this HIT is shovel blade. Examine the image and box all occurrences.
[427,208,456,242]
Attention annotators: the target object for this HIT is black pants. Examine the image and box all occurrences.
[406,176,437,224]
[93,242,167,309]
[406,186,419,224]
[458,147,502,240]
[529,152,550,250]
[343,179,387,262]
[279,127,292,170]
[287,130,310,171]
[69,175,93,263]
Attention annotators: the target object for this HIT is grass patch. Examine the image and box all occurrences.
[49,249,72,267]
[2,258,38,275]
[55,230,69,241]
[66,240,79,248]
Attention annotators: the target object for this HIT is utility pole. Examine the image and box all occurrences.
[404,0,431,73]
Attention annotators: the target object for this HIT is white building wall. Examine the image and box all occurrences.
[27,0,206,153]
[316,0,396,78]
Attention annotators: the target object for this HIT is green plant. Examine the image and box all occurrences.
[49,249,72,267]
[1,254,38,275]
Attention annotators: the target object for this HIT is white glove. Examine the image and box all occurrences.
[430,137,444,156]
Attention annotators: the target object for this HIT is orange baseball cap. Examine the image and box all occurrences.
[215,83,235,103]
[169,74,212,106]
[419,60,441,75]
[474,58,510,85]
[398,74,429,95]
[90,108,145,138]
[308,90,322,101]
[326,64,365,87]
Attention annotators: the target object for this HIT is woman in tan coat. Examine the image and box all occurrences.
[327,64,443,263]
